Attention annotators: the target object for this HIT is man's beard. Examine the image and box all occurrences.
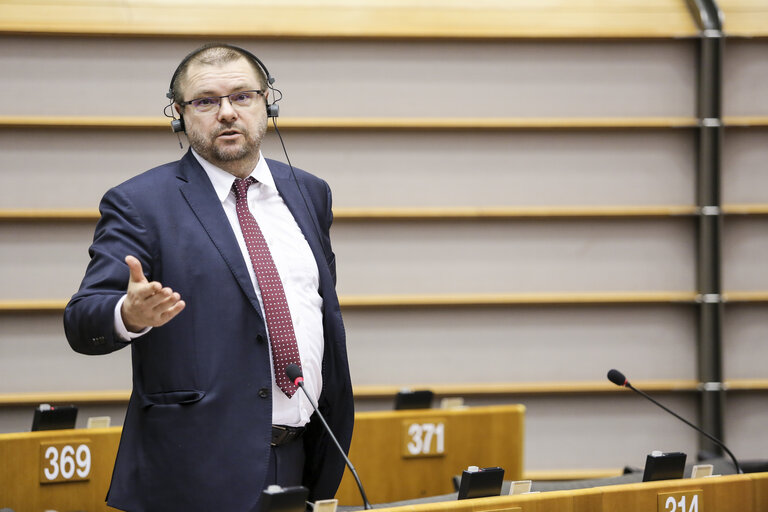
[187,122,265,166]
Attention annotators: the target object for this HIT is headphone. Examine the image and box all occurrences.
[165,43,280,133]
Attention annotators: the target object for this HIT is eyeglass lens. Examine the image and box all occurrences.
[190,90,261,112]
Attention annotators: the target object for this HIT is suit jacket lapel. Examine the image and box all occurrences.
[272,165,334,296]
[175,152,264,315]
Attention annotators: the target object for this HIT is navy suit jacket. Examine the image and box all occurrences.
[64,151,353,512]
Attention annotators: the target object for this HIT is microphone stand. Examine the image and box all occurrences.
[608,369,743,475]
[289,367,373,509]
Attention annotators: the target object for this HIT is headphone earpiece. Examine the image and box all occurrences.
[266,103,279,118]
[171,117,185,133]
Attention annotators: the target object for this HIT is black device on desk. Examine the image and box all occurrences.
[260,485,309,512]
[457,466,505,500]
[31,404,78,431]
[394,389,434,410]
[642,451,687,482]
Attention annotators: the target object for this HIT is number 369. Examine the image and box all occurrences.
[41,443,91,482]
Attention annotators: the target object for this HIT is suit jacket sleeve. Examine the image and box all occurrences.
[64,185,156,355]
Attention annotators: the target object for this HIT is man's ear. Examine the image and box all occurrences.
[174,103,183,116]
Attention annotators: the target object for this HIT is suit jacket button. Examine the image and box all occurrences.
[256,334,265,344]
[258,388,269,398]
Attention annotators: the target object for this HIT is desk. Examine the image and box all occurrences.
[370,473,768,512]
[0,427,121,511]
[336,405,525,505]
[2,426,765,512]
[0,406,524,510]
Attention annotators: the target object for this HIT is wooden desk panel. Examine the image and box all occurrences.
[0,407,523,509]
[0,427,121,511]
[335,405,525,506]
[597,474,753,512]
[750,472,768,511]
[1,423,764,512]
[371,474,766,512]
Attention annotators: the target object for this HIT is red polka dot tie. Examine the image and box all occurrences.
[233,177,302,397]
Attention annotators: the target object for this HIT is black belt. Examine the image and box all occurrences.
[271,425,306,447]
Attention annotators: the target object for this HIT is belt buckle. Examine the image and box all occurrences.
[271,425,290,447]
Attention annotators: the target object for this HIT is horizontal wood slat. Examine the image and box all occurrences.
[0,300,68,312]
[8,379,768,407]
[7,204,768,223]
[0,116,704,131]
[0,390,130,406]
[0,0,699,39]
[355,380,702,397]
[0,209,99,222]
[0,293,700,315]
[339,292,699,307]
[9,292,768,314]
[720,116,768,127]
[721,204,768,216]
[719,0,768,37]
[523,468,624,481]
[333,206,702,220]
[723,291,768,303]
[0,206,704,222]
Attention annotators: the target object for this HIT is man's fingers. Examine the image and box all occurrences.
[125,255,148,284]
[129,281,163,302]
[149,290,180,311]
[160,300,186,321]
[153,298,186,325]
[131,289,185,326]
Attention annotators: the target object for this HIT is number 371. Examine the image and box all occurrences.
[406,422,445,456]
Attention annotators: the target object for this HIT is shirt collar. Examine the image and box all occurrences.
[191,148,276,203]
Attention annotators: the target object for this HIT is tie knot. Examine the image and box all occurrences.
[232,177,256,200]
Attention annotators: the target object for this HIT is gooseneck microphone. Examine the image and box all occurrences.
[607,369,742,474]
[286,364,372,509]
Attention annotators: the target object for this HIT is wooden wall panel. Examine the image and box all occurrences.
[333,218,696,295]
[723,304,768,380]
[344,305,697,385]
[724,41,768,116]
[722,217,768,291]
[722,129,768,204]
[520,394,699,471]
[724,393,768,462]
[0,128,696,209]
[0,222,92,300]
[0,36,696,118]
[0,218,696,299]
[0,314,132,393]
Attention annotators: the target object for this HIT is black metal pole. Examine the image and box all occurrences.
[685,0,726,456]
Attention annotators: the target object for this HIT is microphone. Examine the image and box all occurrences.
[606,369,742,474]
[286,364,372,509]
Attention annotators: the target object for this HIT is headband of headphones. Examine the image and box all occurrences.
[166,43,279,133]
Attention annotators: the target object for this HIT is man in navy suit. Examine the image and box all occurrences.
[64,44,353,512]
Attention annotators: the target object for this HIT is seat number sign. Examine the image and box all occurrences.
[658,490,703,512]
[39,441,92,484]
[402,419,446,458]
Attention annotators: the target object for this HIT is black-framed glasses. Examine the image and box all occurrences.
[179,90,264,113]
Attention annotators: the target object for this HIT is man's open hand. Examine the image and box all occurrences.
[121,255,186,332]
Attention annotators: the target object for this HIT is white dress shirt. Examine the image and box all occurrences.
[114,149,325,427]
